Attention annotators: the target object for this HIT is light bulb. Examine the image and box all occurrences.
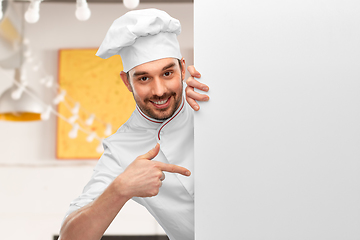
[20,73,27,83]
[104,123,112,136]
[53,89,66,105]
[41,105,52,120]
[71,102,80,115]
[86,132,96,142]
[85,114,95,126]
[96,141,104,153]
[24,1,41,24]
[75,7,91,21]
[123,0,139,9]
[76,0,91,21]
[45,76,54,88]
[68,123,79,139]
[68,114,78,124]
[39,75,52,86]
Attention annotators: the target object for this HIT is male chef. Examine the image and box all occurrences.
[59,8,209,240]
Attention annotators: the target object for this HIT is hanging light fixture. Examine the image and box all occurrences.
[0,68,44,121]
[123,0,140,9]
[24,0,41,24]
[0,1,44,122]
[75,0,91,21]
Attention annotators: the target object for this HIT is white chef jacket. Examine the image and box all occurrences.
[65,98,194,240]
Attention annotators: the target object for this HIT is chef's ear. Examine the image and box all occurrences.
[180,57,186,81]
[120,71,133,92]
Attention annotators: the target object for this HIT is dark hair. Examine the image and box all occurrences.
[178,58,183,71]
[125,58,182,81]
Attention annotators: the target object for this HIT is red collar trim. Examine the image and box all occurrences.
[158,99,185,140]
[136,105,163,124]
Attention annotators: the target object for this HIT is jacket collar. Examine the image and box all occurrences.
[134,97,185,139]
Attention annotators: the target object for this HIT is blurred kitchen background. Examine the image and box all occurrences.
[0,0,193,239]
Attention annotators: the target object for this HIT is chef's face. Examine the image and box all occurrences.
[121,58,186,120]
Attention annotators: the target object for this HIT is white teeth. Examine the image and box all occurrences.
[153,99,168,105]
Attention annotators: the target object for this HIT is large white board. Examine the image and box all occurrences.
[194,0,360,239]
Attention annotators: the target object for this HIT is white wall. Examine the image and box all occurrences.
[0,2,193,239]
[194,0,360,239]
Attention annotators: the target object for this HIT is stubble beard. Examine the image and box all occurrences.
[133,81,183,121]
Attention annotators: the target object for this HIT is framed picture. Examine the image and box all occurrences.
[56,49,135,159]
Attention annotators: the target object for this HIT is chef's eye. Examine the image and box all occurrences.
[163,71,172,77]
[139,76,149,81]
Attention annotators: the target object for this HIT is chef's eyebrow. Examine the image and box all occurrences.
[132,71,148,78]
[162,62,176,71]
[132,62,177,78]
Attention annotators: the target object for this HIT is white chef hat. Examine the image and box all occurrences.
[96,8,182,72]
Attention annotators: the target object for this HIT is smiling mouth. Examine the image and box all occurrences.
[153,99,168,105]
[150,96,171,108]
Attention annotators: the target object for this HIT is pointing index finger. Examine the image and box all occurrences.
[158,162,191,177]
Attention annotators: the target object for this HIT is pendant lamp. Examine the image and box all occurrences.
[0,68,44,121]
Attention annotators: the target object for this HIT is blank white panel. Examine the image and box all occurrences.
[194,0,360,239]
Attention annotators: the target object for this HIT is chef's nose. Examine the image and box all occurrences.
[152,77,167,97]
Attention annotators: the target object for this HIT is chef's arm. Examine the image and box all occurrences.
[185,65,209,111]
[59,144,190,240]
[59,179,130,240]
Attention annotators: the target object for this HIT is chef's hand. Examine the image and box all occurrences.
[115,143,191,199]
[185,65,209,111]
